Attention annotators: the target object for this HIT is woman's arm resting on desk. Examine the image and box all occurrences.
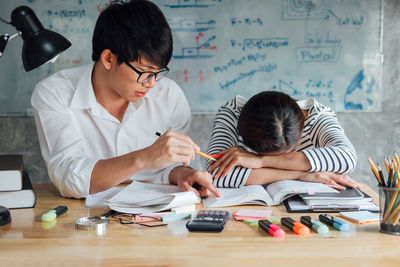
[208,148,361,189]
[208,147,311,178]
[245,168,362,190]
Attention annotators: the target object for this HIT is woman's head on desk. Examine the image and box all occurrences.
[237,91,305,155]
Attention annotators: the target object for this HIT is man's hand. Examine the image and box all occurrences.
[139,130,200,170]
[208,147,262,178]
[298,171,363,190]
[170,166,221,197]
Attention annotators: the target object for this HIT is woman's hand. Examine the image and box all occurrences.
[298,171,363,190]
[208,147,263,178]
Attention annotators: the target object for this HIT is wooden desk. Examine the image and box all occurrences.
[0,184,399,266]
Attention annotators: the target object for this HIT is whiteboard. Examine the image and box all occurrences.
[0,0,383,115]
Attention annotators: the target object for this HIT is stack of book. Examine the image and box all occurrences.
[0,155,36,209]
[284,187,379,213]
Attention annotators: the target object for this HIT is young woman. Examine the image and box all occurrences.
[207,91,361,190]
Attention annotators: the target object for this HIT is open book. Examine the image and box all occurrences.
[106,181,201,214]
[203,180,337,208]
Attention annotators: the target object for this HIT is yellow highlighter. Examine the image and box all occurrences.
[41,206,68,222]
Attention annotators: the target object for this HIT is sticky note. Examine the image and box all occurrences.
[339,211,380,224]
[235,209,272,218]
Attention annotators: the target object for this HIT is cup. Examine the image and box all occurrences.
[379,186,400,235]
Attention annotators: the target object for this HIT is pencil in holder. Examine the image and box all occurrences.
[379,186,400,235]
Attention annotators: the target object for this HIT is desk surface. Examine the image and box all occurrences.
[0,184,399,266]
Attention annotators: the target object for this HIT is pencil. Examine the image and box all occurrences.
[154,132,216,161]
[395,152,400,166]
[384,157,390,176]
[195,151,217,161]
[377,164,386,187]
[368,157,382,185]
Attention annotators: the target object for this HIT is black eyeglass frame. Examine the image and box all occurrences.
[124,61,169,84]
[111,213,167,227]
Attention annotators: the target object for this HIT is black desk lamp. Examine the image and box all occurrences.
[0,6,71,226]
[0,6,71,71]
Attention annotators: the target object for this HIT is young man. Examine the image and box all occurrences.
[31,0,220,198]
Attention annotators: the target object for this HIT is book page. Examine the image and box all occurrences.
[85,187,124,207]
[265,180,337,205]
[106,181,200,213]
[203,185,273,208]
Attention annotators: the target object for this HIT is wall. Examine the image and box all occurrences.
[0,0,399,192]
[0,0,384,115]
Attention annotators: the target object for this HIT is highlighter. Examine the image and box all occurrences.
[281,217,310,236]
[300,216,329,234]
[41,206,68,222]
[319,214,350,232]
[258,219,286,237]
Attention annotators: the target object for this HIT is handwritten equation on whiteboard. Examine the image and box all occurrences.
[156,0,382,113]
[0,0,382,116]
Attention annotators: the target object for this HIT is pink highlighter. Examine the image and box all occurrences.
[258,220,286,237]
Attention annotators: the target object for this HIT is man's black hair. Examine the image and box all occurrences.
[237,91,305,154]
[92,0,172,67]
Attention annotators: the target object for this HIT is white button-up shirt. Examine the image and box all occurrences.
[31,64,191,198]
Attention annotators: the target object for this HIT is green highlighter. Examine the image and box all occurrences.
[41,206,68,222]
[300,216,329,234]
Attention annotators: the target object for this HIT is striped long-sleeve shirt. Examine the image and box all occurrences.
[206,96,357,188]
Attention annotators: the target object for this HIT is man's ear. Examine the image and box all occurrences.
[99,49,116,70]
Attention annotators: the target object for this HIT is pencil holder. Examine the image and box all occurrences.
[379,186,400,235]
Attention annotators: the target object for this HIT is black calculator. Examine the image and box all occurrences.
[186,210,230,232]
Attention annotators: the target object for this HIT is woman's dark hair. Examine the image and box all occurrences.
[92,0,172,67]
[237,91,305,154]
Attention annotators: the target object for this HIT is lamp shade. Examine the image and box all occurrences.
[11,6,71,71]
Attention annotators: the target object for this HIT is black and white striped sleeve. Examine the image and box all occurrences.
[302,114,357,174]
[206,99,251,188]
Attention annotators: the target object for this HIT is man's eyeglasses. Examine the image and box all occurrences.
[111,213,167,227]
[125,61,169,84]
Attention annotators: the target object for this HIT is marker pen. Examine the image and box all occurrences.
[300,216,329,234]
[41,206,68,222]
[319,214,350,232]
[258,220,286,237]
[280,217,310,236]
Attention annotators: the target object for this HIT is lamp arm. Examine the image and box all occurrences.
[0,32,21,57]
[0,17,11,25]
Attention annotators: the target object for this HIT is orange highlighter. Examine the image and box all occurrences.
[281,217,310,236]
[210,154,223,158]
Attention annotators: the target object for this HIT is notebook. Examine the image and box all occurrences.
[202,180,337,208]
[284,190,379,213]
[300,187,367,206]
[106,181,201,214]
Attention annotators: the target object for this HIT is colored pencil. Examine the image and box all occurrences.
[370,154,400,225]
[377,164,386,187]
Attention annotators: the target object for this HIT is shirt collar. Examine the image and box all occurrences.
[69,63,162,111]
[70,63,96,110]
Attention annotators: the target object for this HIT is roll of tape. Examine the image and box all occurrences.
[75,216,109,235]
